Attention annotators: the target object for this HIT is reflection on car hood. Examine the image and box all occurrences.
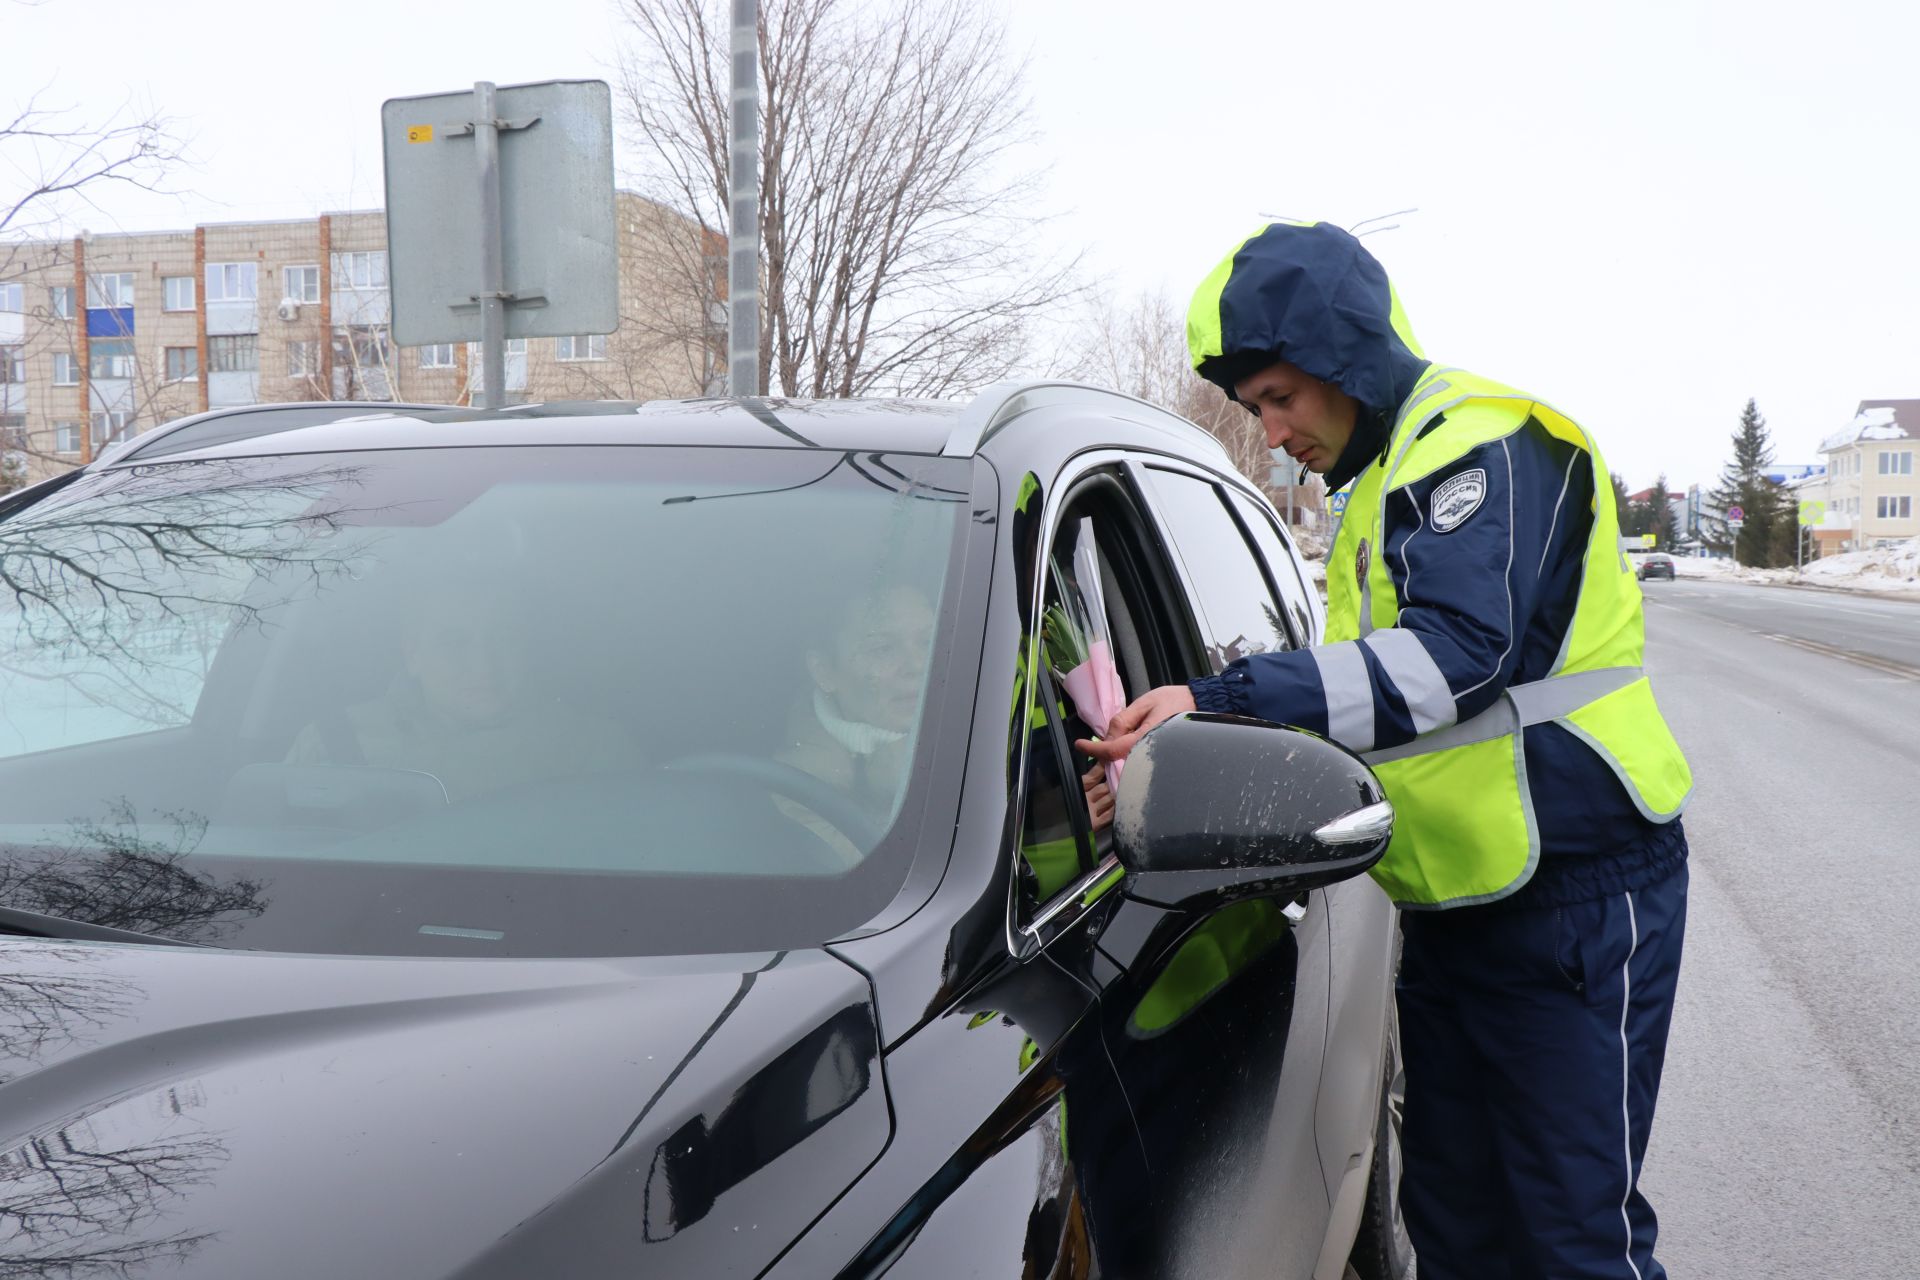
[0,939,886,1279]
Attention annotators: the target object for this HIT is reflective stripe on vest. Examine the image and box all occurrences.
[1363,665,1641,765]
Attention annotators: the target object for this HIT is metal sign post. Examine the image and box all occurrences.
[728,0,761,396]
[474,82,507,410]
[1797,499,1824,570]
[382,79,616,407]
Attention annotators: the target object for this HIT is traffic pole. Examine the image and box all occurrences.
[727,0,760,396]
[474,81,506,410]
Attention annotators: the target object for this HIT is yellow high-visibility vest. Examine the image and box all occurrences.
[1327,366,1693,908]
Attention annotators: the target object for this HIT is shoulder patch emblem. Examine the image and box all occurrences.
[1430,468,1488,533]
[1355,537,1371,591]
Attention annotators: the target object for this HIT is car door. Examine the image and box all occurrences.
[772,464,1157,1279]
[1047,459,1338,1278]
[1221,480,1400,1207]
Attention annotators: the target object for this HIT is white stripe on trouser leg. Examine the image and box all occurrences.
[1618,892,1643,1280]
[1361,627,1458,735]
[1309,641,1375,753]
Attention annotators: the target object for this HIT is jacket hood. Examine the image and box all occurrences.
[1186,222,1431,478]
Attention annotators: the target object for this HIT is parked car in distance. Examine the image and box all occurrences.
[0,385,1411,1279]
[1638,552,1676,580]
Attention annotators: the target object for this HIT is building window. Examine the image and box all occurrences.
[555,334,607,362]
[163,276,197,312]
[55,423,81,455]
[90,339,135,379]
[49,285,74,319]
[0,283,22,312]
[86,273,135,308]
[0,346,21,384]
[335,325,390,369]
[419,343,455,369]
[0,415,25,450]
[52,352,79,386]
[205,262,258,304]
[207,334,258,373]
[91,412,133,446]
[287,340,318,378]
[331,251,388,290]
[1879,450,1914,476]
[1877,495,1913,520]
[284,265,322,304]
[165,346,200,381]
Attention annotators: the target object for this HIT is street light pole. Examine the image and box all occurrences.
[727,0,760,397]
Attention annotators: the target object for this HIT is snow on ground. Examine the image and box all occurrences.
[1671,539,1920,597]
[1797,539,1920,590]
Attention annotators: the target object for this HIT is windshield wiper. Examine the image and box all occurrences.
[0,904,213,948]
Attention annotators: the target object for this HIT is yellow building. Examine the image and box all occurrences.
[1818,400,1920,553]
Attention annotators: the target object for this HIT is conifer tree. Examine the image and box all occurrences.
[1706,399,1789,566]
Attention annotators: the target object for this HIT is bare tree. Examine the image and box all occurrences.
[617,0,1081,398]
[1,91,186,277]
[1,288,198,481]
[1078,290,1327,537]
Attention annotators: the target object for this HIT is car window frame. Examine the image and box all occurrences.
[1005,452,1207,958]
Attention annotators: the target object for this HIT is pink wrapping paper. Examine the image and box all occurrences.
[1061,639,1126,793]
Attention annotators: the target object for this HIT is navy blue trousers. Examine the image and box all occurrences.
[1396,863,1688,1280]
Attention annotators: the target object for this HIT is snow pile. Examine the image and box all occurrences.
[1667,541,1920,595]
[1670,557,1784,586]
[1798,538,1920,590]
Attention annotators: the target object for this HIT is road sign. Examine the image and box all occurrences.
[1329,490,1350,517]
[381,80,617,354]
[1799,500,1826,527]
[1727,505,1745,523]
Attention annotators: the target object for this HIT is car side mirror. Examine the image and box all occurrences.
[1111,713,1392,912]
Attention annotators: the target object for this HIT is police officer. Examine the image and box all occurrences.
[1081,221,1692,1280]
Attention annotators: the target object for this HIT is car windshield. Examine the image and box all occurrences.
[0,445,977,956]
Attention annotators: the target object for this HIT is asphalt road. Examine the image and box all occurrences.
[1634,579,1920,1277]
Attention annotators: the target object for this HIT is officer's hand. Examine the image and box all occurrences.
[1076,684,1195,764]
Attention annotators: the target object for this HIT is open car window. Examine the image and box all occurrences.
[1011,471,1194,922]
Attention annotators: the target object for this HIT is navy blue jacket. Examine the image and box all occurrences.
[1188,223,1684,908]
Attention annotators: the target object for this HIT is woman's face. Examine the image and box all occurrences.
[810,586,936,733]
[404,589,529,728]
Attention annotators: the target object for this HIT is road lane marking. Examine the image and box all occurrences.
[1761,633,1920,681]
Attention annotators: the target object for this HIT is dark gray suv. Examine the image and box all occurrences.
[0,387,1409,1279]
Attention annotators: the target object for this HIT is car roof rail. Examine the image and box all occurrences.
[943,380,1234,465]
[97,401,457,465]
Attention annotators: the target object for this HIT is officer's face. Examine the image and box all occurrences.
[1234,361,1359,475]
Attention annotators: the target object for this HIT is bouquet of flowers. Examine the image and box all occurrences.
[1043,519,1128,793]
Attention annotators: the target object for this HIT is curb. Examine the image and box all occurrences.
[1670,575,1920,605]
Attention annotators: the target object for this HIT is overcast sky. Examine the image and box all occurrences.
[11,0,1916,490]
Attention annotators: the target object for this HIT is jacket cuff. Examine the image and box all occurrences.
[1188,673,1248,715]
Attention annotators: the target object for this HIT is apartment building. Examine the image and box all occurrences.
[0,194,716,483]
[1816,399,1920,553]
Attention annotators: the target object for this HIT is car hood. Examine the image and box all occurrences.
[0,938,887,1279]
